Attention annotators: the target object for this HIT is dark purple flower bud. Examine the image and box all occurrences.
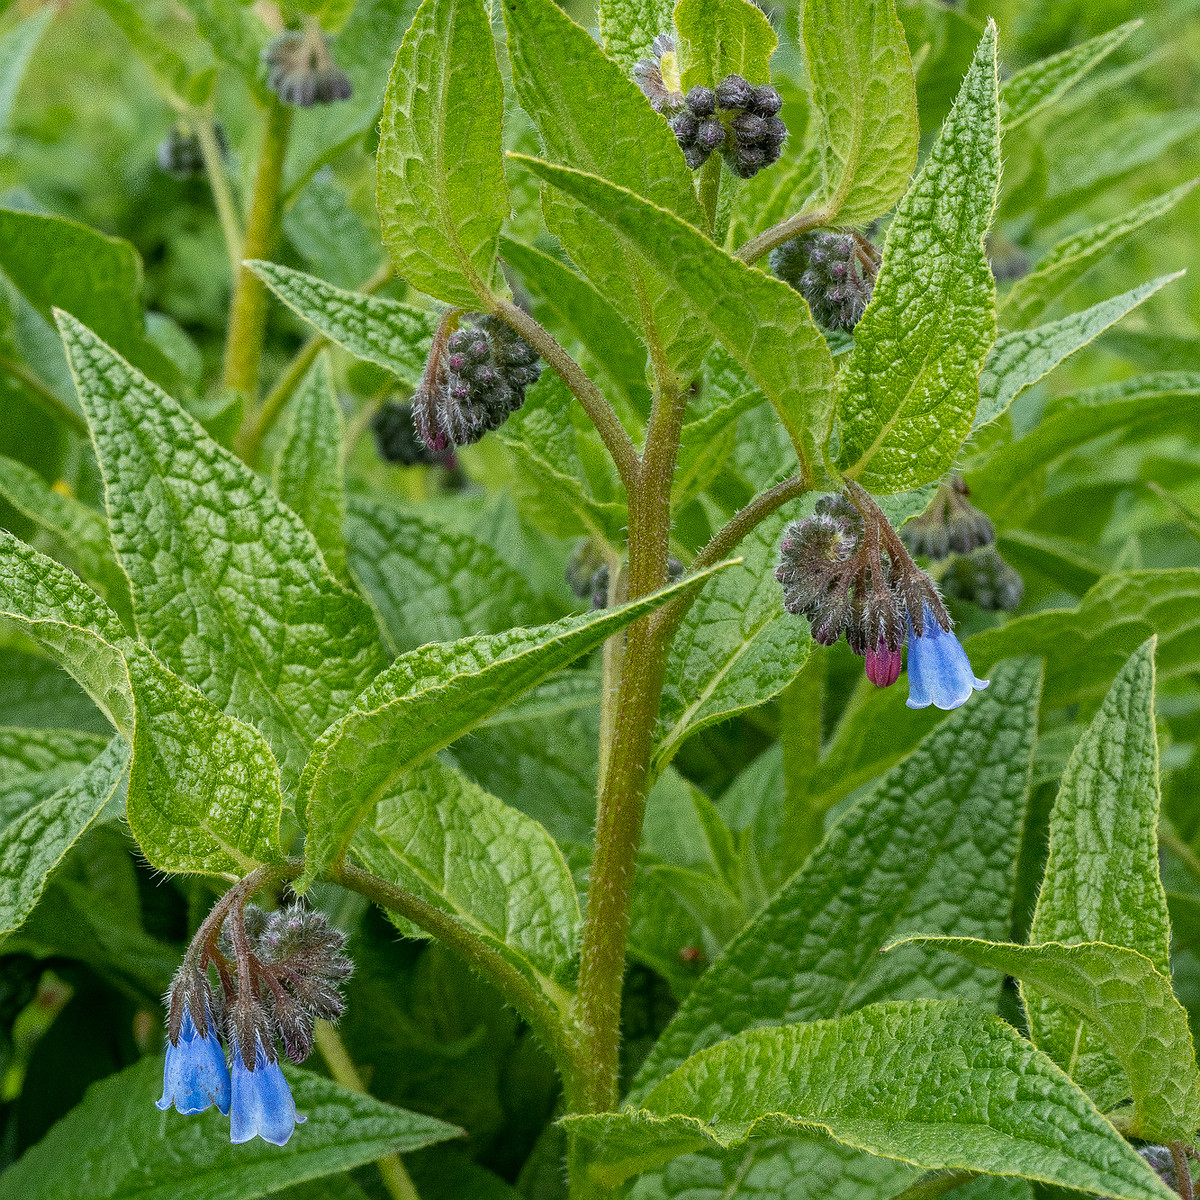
[731,112,767,140]
[748,84,783,116]
[771,229,877,331]
[372,402,452,466]
[685,85,717,117]
[715,74,754,110]
[670,110,699,144]
[696,116,726,152]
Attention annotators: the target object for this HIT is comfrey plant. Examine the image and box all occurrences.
[2,1,1200,1199]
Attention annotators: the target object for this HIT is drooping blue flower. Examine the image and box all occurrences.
[906,605,989,710]
[156,1005,230,1116]
[229,1035,306,1146]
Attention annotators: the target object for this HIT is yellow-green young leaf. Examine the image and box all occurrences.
[248,262,438,387]
[0,1055,461,1200]
[1002,182,1196,329]
[565,1000,1176,1200]
[0,737,129,937]
[596,0,670,74]
[900,939,1200,1142]
[999,20,1141,131]
[633,657,1042,1096]
[834,24,1000,493]
[974,275,1182,430]
[1028,638,1170,1112]
[272,350,348,583]
[299,563,732,885]
[511,156,835,481]
[674,0,776,92]
[57,313,386,789]
[351,755,580,988]
[804,0,918,224]
[376,0,508,306]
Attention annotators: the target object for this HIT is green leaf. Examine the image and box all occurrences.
[0,5,54,140]
[654,511,810,774]
[834,24,1000,492]
[596,0,670,74]
[974,274,1182,430]
[999,20,1141,131]
[0,1055,462,1200]
[91,0,199,102]
[377,0,508,306]
[272,350,348,583]
[0,453,132,622]
[0,726,109,827]
[299,562,732,886]
[1002,182,1196,329]
[511,155,836,479]
[176,0,268,99]
[249,261,437,387]
[674,0,776,92]
[566,999,1175,1200]
[0,209,180,389]
[0,650,107,734]
[345,495,551,654]
[57,313,387,788]
[351,755,579,989]
[633,657,1042,1095]
[804,0,919,224]
[901,938,1200,1141]
[1027,639,1171,1111]
[0,737,129,937]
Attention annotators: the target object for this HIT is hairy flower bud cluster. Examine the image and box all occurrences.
[371,401,455,467]
[901,475,994,560]
[263,29,353,107]
[668,76,786,177]
[157,123,228,180]
[941,545,1025,612]
[414,314,541,451]
[771,230,879,332]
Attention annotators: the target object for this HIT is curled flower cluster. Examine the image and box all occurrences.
[776,482,989,710]
[158,898,352,1146]
[263,29,353,108]
[371,401,456,468]
[414,313,541,451]
[901,476,1023,612]
[771,230,879,332]
[157,123,228,181]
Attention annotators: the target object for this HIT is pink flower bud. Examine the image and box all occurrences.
[865,641,902,688]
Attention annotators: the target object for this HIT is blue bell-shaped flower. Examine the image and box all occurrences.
[906,604,989,710]
[156,1004,230,1117]
[229,1035,306,1146]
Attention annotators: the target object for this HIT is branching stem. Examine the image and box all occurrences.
[736,207,831,265]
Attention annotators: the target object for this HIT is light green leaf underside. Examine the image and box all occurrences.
[351,754,579,987]
[633,657,1042,1096]
[272,350,348,582]
[0,726,109,826]
[654,511,810,774]
[568,999,1175,1200]
[0,736,129,937]
[1028,638,1170,1112]
[804,0,918,224]
[974,274,1181,430]
[0,1054,461,1200]
[834,24,999,492]
[675,0,776,92]
[1002,182,1195,329]
[300,562,733,885]
[248,261,437,387]
[902,938,1200,1141]
[597,0,671,74]
[57,312,387,789]
[376,0,508,306]
[512,155,835,479]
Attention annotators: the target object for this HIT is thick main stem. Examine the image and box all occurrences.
[223,98,293,401]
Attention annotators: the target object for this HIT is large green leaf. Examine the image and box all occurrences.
[90,0,198,102]
[674,0,776,93]
[633,657,1042,1095]
[0,1055,461,1200]
[272,350,348,583]
[0,736,129,937]
[1002,182,1196,329]
[176,0,267,95]
[300,563,732,885]
[1027,639,1170,1111]
[351,755,579,990]
[376,0,508,306]
[0,726,108,826]
[903,938,1200,1141]
[345,495,551,655]
[596,0,671,74]
[567,1000,1175,1200]
[0,5,54,141]
[249,261,437,387]
[0,650,106,734]
[974,275,1182,430]
[834,24,1000,492]
[804,0,918,224]
[57,313,386,788]
[512,156,836,479]
[654,511,810,775]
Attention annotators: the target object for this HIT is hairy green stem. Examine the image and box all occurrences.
[1171,1141,1195,1200]
[223,99,293,403]
[778,648,828,874]
[0,356,89,437]
[315,1021,422,1200]
[736,206,831,265]
[196,114,243,274]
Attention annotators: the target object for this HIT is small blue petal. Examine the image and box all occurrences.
[230,1036,306,1146]
[157,1006,231,1116]
[905,606,989,711]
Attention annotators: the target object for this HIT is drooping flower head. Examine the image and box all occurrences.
[901,475,995,560]
[941,544,1024,612]
[771,229,880,332]
[157,990,230,1117]
[262,27,353,108]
